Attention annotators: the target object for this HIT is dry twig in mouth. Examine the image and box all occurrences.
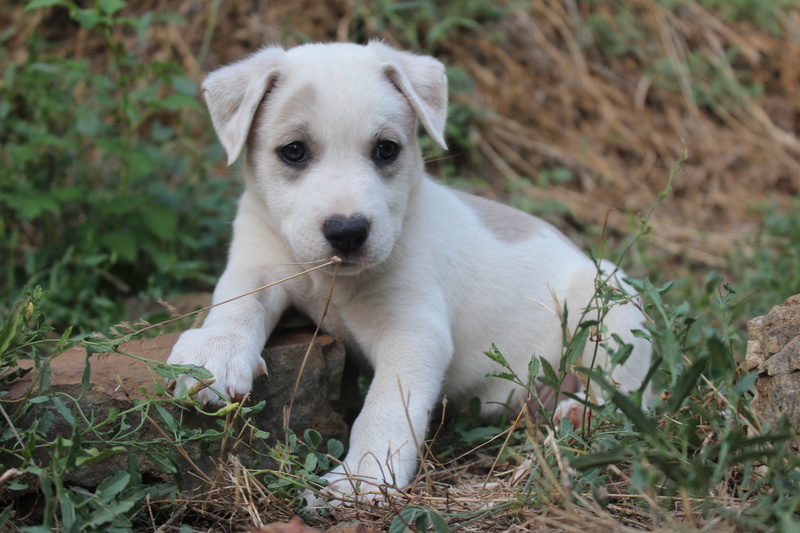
[133,258,341,338]
[285,256,341,428]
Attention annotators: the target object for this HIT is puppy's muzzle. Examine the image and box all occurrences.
[322,214,371,255]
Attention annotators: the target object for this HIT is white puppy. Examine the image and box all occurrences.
[167,41,654,502]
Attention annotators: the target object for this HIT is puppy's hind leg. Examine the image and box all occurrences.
[554,261,655,427]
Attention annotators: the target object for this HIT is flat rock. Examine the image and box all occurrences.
[4,326,353,491]
[747,295,800,448]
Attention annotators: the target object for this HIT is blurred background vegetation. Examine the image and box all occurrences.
[1,0,799,341]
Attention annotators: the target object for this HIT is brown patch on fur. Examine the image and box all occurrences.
[272,82,317,131]
[247,81,317,162]
[454,190,546,243]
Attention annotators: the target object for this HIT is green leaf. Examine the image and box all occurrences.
[0,193,60,220]
[200,402,239,416]
[0,504,15,529]
[38,361,52,392]
[706,331,734,377]
[571,449,629,470]
[98,0,126,15]
[169,75,197,95]
[578,367,659,438]
[327,439,344,459]
[304,453,318,472]
[142,204,177,241]
[24,0,67,9]
[609,334,633,366]
[304,429,323,450]
[539,356,559,386]
[152,362,212,381]
[61,430,82,471]
[6,145,35,164]
[779,513,800,533]
[86,497,138,529]
[734,371,758,399]
[100,231,138,263]
[145,450,177,474]
[485,370,517,382]
[0,302,22,356]
[85,343,111,356]
[252,428,270,440]
[81,354,91,389]
[483,344,509,366]
[34,409,55,436]
[51,396,75,426]
[72,8,100,29]
[159,93,201,111]
[390,506,449,533]
[390,507,421,533]
[154,404,178,433]
[429,510,449,533]
[60,493,76,532]
[243,400,266,415]
[95,470,130,501]
[75,446,127,467]
[666,356,708,413]
[564,322,592,369]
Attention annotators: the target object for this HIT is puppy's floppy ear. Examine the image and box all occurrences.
[201,46,284,166]
[369,41,449,150]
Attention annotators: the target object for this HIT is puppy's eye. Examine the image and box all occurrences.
[373,141,399,163]
[279,142,307,164]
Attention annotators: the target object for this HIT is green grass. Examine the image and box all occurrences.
[2,0,800,531]
[0,1,238,333]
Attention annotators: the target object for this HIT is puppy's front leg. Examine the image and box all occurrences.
[166,264,289,405]
[167,202,291,405]
[321,314,453,503]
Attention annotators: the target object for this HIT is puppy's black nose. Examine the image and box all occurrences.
[323,215,370,254]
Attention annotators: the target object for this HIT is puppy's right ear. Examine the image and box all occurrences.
[202,47,284,166]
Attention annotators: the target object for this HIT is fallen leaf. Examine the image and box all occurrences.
[250,517,314,533]
[250,517,380,533]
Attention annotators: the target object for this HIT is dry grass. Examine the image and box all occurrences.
[444,0,800,268]
[153,419,753,532]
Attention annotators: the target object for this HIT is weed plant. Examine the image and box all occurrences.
[0,287,349,531]
[1,1,238,332]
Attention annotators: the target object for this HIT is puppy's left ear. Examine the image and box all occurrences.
[370,41,449,150]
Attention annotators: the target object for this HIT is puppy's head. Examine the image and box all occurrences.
[201,41,448,273]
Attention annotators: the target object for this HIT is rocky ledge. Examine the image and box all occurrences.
[4,326,353,491]
[746,294,800,448]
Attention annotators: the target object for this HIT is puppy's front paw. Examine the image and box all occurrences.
[165,327,267,405]
[302,461,403,510]
[303,479,395,511]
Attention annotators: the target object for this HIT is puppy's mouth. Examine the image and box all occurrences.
[324,253,372,275]
[334,255,366,266]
